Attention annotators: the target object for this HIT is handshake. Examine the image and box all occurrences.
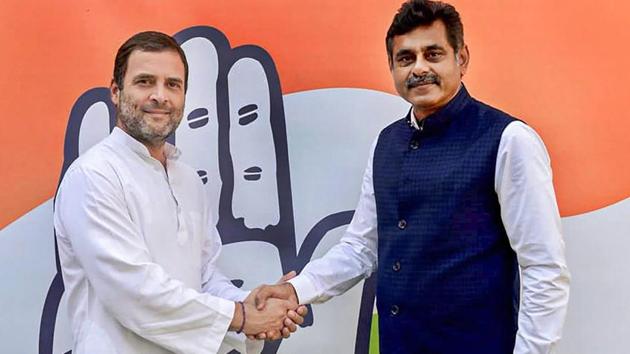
[228,271,307,341]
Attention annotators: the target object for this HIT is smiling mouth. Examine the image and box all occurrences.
[413,82,434,86]
[143,110,171,116]
[408,82,437,90]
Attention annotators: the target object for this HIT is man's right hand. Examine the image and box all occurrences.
[253,283,299,311]
[241,272,307,340]
[230,298,295,337]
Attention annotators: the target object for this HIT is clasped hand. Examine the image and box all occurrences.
[235,271,307,341]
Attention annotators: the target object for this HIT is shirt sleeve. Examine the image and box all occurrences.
[289,138,379,304]
[54,165,235,354]
[494,121,571,354]
[200,198,263,354]
[201,216,250,302]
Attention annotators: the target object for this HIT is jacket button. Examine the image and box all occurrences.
[397,219,407,230]
[393,261,401,272]
[409,140,420,150]
[390,304,400,316]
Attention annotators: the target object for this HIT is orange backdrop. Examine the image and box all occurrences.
[1,0,629,228]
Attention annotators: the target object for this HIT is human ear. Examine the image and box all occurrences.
[457,45,470,76]
[110,81,120,106]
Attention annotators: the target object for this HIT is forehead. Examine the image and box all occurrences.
[392,20,451,53]
[124,49,185,80]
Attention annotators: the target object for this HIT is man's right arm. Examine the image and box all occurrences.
[258,139,380,306]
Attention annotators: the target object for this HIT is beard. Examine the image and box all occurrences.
[116,91,183,147]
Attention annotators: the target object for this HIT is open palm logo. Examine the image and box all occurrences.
[36,26,410,354]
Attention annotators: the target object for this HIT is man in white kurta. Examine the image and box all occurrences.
[54,127,248,353]
[53,31,299,354]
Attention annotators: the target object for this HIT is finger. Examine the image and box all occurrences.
[281,327,291,339]
[287,310,304,326]
[266,330,281,341]
[296,305,308,317]
[283,317,298,332]
[281,299,296,311]
[256,332,266,340]
[227,49,283,230]
[254,286,272,310]
[247,335,256,340]
[255,285,294,309]
[173,31,224,222]
[277,270,297,283]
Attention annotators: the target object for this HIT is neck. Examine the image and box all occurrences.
[146,143,167,166]
[116,121,168,167]
[413,106,437,121]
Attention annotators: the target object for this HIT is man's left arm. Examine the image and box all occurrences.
[495,121,571,354]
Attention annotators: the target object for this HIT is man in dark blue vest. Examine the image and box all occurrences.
[255,1,570,353]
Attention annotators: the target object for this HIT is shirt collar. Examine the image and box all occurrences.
[407,83,471,132]
[110,127,181,161]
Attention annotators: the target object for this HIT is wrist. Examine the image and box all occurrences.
[236,301,246,333]
[229,301,246,332]
[285,282,299,303]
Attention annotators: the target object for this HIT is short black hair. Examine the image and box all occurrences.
[112,31,189,91]
[386,0,464,62]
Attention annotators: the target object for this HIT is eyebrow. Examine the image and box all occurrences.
[394,44,446,57]
[394,49,415,58]
[131,73,155,81]
[166,77,184,85]
[131,74,183,85]
[424,44,446,51]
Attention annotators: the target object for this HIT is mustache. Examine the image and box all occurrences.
[406,73,440,88]
[141,102,171,113]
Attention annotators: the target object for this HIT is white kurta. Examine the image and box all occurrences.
[289,120,571,354]
[54,127,258,354]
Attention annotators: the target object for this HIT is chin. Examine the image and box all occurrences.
[410,96,440,109]
[406,88,438,101]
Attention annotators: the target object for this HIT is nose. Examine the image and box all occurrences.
[411,57,430,76]
[149,85,168,105]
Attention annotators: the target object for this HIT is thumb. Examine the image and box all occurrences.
[277,270,297,284]
[254,286,273,310]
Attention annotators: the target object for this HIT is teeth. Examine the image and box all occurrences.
[243,166,262,181]
[187,107,210,129]
[238,104,258,126]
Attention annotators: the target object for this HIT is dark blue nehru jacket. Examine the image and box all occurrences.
[373,86,519,354]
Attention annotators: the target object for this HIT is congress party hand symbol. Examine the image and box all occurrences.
[39,26,376,354]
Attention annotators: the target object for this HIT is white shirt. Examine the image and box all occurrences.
[54,128,259,354]
[289,120,570,354]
